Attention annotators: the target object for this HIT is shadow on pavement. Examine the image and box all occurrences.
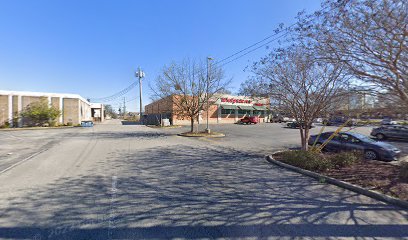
[121,121,141,125]
[1,145,407,239]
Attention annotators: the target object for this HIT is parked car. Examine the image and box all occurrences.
[314,118,323,123]
[286,121,314,129]
[269,116,294,123]
[308,132,401,161]
[371,125,408,140]
[381,118,398,125]
[322,117,355,126]
[270,115,284,123]
[240,116,259,124]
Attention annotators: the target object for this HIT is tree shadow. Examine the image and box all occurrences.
[1,145,407,239]
[75,131,175,140]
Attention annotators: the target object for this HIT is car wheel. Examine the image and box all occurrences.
[364,150,378,160]
[376,133,386,140]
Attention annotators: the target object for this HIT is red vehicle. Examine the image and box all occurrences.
[240,116,259,124]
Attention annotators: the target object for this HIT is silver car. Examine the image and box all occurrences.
[371,125,408,140]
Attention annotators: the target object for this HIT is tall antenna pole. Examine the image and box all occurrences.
[139,67,143,116]
[135,67,146,117]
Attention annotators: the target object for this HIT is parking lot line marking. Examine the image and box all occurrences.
[0,132,24,140]
[0,148,49,174]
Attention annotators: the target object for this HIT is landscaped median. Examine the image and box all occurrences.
[146,125,182,129]
[177,131,225,138]
[266,150,408,209]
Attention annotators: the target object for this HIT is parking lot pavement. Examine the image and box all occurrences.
[162,122,408,164]
[0,127,94,173]
[0,121,407,239]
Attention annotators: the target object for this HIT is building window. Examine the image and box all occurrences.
[253,110,265,115]
[238,109,251,115]
[221,108,235,115]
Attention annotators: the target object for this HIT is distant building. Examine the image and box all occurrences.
[145,94,270,125]
[90,103,105,122]
[0,90,103,127]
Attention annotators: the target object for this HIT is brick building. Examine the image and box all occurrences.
[145,94,270,125]
[0,90,103,127]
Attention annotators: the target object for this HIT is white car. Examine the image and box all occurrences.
[381,119,398,125]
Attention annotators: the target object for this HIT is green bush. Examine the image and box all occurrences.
[329,151,359,169]
[20,98,61,127]
[399,162,408,182]
[281,150,332,171]
[280,150,360,172]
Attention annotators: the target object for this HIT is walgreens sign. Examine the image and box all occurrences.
[221,98,252,104]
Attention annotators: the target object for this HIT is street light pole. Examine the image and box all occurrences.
[206,57,213,133]
[135,67,145,118]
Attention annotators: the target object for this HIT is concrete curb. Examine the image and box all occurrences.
[147,125,182,129]
[265,154,408,210]
[177,133,225,138]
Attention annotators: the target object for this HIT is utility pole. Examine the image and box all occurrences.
[135,67,145,117]
[123,97,126,118]
[206,57,214,133]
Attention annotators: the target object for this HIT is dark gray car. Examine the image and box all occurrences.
[370,125,408,141]
[308,132,401,161]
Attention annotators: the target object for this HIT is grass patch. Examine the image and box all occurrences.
[330,151,360,169]
[147,125,181,129]
[280,150,332,171]
[178,131,225,137]
[279,150,360,172]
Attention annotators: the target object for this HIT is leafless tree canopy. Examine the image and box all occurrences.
[151,58,230,132]
[249,47,348,150]
[297,0,408,108]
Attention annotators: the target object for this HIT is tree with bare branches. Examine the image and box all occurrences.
[297,0,408,109]
[151,59,230,132]
[245,46,348,150]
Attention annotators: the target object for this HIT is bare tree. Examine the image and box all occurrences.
[297,0,408,109]
[250,46,347,150]
[151,58,229,132]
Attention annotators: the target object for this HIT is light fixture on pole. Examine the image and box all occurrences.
[206,57,214,134]
[135,67,145,117]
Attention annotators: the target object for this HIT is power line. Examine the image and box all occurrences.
[215,26,294,66]
[90,3,337,101]
[217,31,290,68]
[89,81,138,102]
[212,3,335,68]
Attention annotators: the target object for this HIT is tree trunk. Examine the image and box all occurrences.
[304,127,310,151]
[190,118,194,133]
[300,128,308,151]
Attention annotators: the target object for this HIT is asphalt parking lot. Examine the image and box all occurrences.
[1,122,407,174]
[162,122,408,164]
[0,120,407,239]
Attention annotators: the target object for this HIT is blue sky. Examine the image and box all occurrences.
[0,0,321,111]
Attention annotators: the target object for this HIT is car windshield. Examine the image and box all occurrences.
[351,133,376,143]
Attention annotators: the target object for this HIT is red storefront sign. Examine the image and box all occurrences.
[221,98,252,104]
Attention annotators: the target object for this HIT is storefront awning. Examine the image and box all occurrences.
[238,106,255,110]
[253,106,268,110]
[221,105,237,110]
